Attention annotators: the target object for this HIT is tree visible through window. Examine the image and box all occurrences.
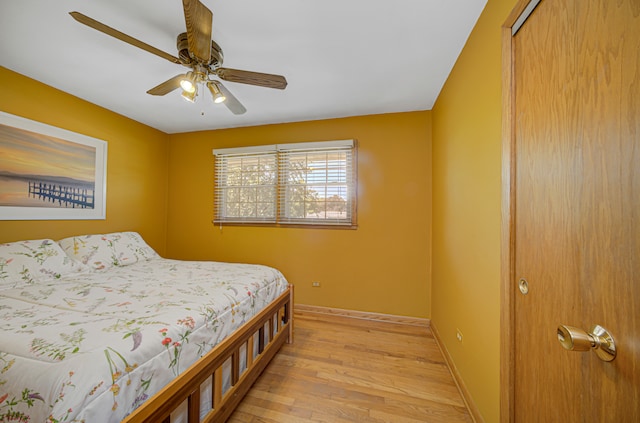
[219,153,277,221]
[213,140,356,227]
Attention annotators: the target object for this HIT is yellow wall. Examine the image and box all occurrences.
[166,112,432,318]
[0,67,169,254]
[431,0,517,421]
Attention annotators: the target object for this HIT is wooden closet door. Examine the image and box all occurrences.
[511,0,639,421]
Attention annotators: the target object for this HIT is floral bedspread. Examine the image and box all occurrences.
[0,258,289,422]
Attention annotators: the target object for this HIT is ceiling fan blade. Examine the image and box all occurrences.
[216,68,288,90]
[147,74,185,96]
[215,81,246,115]
[182,0,212,64]
[70,12,182,65]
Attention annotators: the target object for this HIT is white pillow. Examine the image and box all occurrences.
[0,238,85,289]
[58,231,159,271]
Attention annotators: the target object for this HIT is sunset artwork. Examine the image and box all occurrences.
[0,123,96,208]
[0,112,106,220]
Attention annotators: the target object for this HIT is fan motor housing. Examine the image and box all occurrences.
[177,32,223,66]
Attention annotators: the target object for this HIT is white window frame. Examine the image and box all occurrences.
[213,140,356,228]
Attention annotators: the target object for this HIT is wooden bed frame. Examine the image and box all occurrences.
[121,285,293,423]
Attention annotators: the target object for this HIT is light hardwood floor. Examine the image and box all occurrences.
[228,311,472,423]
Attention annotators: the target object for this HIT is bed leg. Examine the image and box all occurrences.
[287,285,294,344]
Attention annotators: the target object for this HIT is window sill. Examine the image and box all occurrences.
[212,221,358,230]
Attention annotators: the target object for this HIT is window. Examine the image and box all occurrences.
[214,140,356,227]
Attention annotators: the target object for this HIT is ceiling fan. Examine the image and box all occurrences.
[69,0,287,115]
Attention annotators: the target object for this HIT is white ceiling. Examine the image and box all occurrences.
[0,0,487,134]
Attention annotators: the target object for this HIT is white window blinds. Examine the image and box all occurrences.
[213,148,277,223]
[213,140,356,227]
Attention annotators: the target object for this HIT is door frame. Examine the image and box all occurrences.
[500,1,539,422]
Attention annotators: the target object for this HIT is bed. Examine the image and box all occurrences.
[0,232,293,423]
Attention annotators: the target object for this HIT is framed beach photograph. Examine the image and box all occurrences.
[0,112,107,220]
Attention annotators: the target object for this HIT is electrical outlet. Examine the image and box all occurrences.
[312,281,321,287]
[456,329,463,343]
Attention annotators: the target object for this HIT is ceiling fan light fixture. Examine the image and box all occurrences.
[181,87,197,103]
[180,72,197,93]
[69,4,287,116]
[207,82,226,104]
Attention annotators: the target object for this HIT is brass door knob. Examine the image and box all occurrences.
[557,324,616,362]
